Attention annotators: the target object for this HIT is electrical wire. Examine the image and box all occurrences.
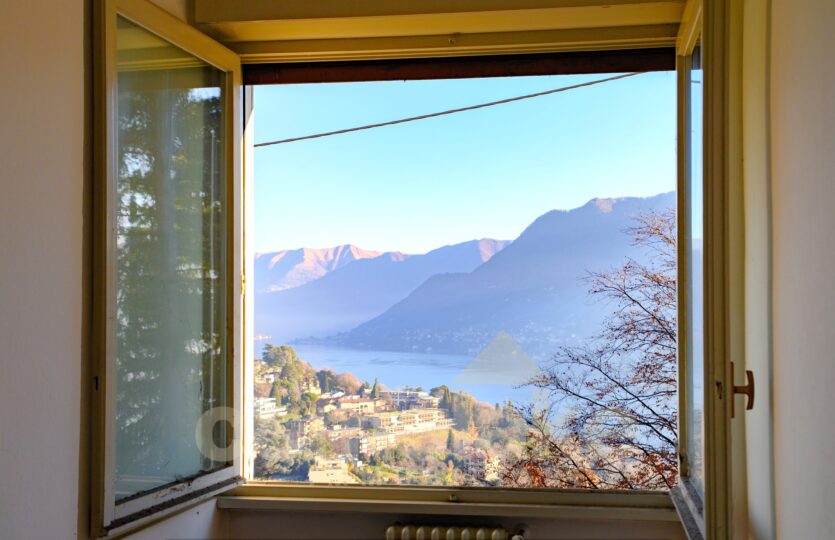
[254,71,644,148]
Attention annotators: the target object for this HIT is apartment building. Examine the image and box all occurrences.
[385,389,442,409]
[362,408,454,435]
[336,396,386,414]
[349,433,397,457]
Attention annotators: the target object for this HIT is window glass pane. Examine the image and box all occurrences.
[114,16,228,500]
[252,73,678,489]
[686,45,705,497]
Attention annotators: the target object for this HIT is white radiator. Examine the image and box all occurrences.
[385,524,522,540]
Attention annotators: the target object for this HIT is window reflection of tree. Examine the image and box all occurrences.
[114,64,227,498]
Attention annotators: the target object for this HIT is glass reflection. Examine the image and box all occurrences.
[114,16,228,500]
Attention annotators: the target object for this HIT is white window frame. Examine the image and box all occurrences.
[89,0,744,536]
[91,0,244,536]
[672,0,735,538]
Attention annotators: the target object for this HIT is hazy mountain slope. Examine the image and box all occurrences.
[319,193,675,358]
[254,244,380,292]
[255,238,510,343]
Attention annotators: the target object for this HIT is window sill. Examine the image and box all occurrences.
[216,483,679,522]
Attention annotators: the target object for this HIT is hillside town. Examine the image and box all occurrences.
[252,345,524,485]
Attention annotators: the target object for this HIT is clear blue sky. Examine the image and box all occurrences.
[253,71,675,254]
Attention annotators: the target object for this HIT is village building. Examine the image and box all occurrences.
[362,408,453,435]
[253,397,287,419]
[306,457,359,484]
[287,417,325,449]
[462,447,502,482]
[385,389,441,409]
[336,396,386,414]
[349,433,397,457]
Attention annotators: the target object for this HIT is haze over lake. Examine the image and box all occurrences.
[264,343,534,406]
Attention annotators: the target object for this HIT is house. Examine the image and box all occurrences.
[286,417,326,449]
[307,457,359,484]
[253,397,284,419]
[462,447,502,482]
[2,0,834,539]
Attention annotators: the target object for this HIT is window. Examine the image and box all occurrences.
[92,0,242,535]
[249,71,678,490]
[91,0,738,535]
[672,0,734,537]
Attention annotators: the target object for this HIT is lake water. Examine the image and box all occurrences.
[290,344,535,407]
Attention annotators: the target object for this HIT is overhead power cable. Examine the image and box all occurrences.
[254,71,644,148]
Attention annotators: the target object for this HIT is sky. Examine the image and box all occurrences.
[253,70,676,254]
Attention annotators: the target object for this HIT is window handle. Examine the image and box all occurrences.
[730,362,755,418]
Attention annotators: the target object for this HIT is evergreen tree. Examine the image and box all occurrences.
[371,377,380,399]
[446,429,455,452]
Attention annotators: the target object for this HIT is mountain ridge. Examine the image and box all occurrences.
[254,244,381,293]
[311,192,676,358]
[255,238,511,344]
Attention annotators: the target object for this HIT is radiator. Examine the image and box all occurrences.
[385,524,522,540]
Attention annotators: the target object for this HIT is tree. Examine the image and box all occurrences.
[253,418,288,478]
[446,429,455,452]
[317,370,337,394]
[371,377,380,399]
[505,209,678,490]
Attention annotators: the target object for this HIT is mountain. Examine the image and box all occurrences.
[254,244,380,293]
[316,193,675,358]
[255,238,510,343]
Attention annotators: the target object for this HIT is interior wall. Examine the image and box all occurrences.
[741,0,775,538]
[770,0,835,538]
[0,0,87,538]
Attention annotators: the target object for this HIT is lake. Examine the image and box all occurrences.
[289,344,536,407]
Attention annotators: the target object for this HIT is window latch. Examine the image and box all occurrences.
[730,362,755,417]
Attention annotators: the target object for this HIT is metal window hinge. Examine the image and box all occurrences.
[730,361,755,418]
[241,274,246,294]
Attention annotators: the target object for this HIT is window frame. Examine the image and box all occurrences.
[229,22,683,525]
[672,0,734,538]
[88,0,741,534]
[91,0,244,536]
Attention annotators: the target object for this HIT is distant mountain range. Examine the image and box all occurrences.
[254,192,675,358]
[255,238,509,343]
[254,245,381,293]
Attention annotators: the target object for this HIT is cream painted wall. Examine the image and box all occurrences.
[770,0,835,538]
[740,0,775,537]
[0,0,88,538]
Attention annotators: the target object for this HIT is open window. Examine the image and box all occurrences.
[245,65,680,493]
[90,0,739,537]
[672,0,733,538]
[91,0,243,535]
